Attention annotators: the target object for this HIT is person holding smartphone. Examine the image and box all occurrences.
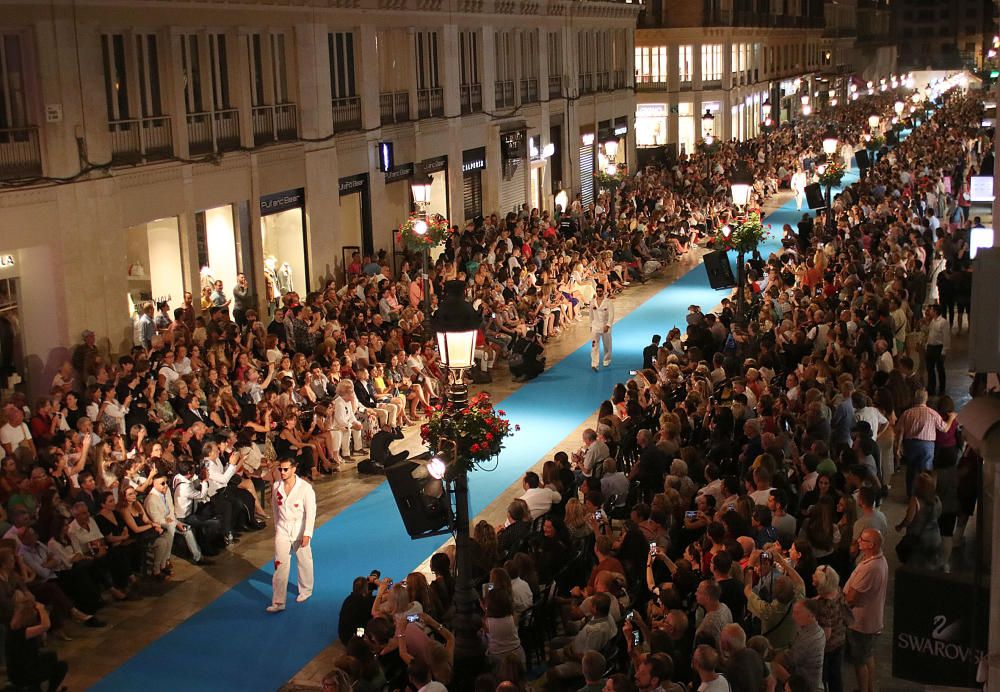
[266,459,316,613]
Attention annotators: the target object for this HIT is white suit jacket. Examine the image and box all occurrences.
[273,476,316,540]
[332,395,365,432]
[144,488,177,527]
[589,297,615,333]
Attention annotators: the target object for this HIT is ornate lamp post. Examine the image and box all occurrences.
[729,163,754,323]
[821,124,839,233]
[701,109,716,178]
[410,173,435,336]
[430,282,492,686]
[603,138,620,222]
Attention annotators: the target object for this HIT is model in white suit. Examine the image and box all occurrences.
[791,169,807,211]
[267,462,317,612]
[589,285,615,370]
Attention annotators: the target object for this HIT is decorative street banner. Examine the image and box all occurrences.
[892,567,988,688]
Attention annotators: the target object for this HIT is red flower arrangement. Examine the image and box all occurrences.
[709,211,772,254]
[420,392,518,471]
[399,213,450,251]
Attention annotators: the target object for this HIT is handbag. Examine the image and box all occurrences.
[509,353,525,367]
[895,533,918,563]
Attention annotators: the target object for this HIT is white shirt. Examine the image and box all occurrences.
[518,486,561,519]
[173,474,211,518]
[589,296,615,332]
[204,455,237,496]
[67,518,105,556]
[273,475,317,540]
[332,395,365,431]
[925,315,951,354]
[511,577,533,615]
[0,422,30,451]
[855,406,888,435]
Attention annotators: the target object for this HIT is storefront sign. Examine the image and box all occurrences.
[462,147,487,173]
[338,173,368,196]
[259,188,305,215]
[384,162,414,184]
[614,116,628,136]
[969,175,994,202]
[420,155,448,174]
[597,120,613,142]
[892,568,987,688]
[500,131,526,161]
[636,103,667,118]
[0,255,13,268]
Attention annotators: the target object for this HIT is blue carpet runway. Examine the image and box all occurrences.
[94,168,857,691]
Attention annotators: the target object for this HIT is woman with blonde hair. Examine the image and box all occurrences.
[811,563,851,692]
[563,499,594,542]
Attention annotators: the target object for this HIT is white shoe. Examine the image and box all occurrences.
[296,593,312,603]
[266,604,285,613]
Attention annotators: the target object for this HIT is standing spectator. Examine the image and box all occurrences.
[843,529,888,692]
[921,304,950,396]
[771,600,826,691]
[895,389,956,497]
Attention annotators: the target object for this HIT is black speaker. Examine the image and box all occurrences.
[385,461,452,539]
[703,251,736,290]
[855,149,870,169]
[805,183,825,209]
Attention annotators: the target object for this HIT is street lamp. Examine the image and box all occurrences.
[822,125,839,156]
[821,125,838,233]
[868,113,880,130]
[702,109,715,138]
[894,100,905,116]
[411,173,435,336]
[430,281,488,685]
[729,162,754,323]
[603,139,620,221]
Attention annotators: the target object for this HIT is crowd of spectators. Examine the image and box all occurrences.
[0,84,986,691]
[329,89,987,692]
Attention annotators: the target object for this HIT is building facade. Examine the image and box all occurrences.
[893,0,996,70]
[633,0,895,162]
[0,0,640,395]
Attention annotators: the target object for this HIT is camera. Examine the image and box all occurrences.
[625,610,635,622]
[406,613,420,623]
[761,551,772,560]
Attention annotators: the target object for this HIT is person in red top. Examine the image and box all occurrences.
[28,399,59,448]
[574,535,624,598]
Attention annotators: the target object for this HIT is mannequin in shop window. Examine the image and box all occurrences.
[263,257,279,310]
[276,263,294,296]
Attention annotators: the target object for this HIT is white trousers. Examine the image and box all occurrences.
[591,330,612,368]
[794,190,805,210]
[152,523,175,572]
[272,532,313,606]
[340,427,364,457]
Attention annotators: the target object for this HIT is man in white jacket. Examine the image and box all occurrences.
[791,169,807,211]
[589,284,615,371]
[332,379,371,457]
[267,460,317,612]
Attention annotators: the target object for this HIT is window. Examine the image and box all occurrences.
[135,34,162,117]
[414,31,439,90]
[208,33,230,110]
[180,34,203,113]
[635,46,667,83]
[679,45,693,82]
[521,30,539,79]
[248,33,291,107]
[101,33,130,121]
[459,30,479,85]
[329,32,357,99]
[496,31,515,82]
[701,44,722,81]
[577,31,594,76]
[548,31,563,78]
[0,33,28,129]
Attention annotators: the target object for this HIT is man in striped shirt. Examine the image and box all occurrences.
[895,389,956,497]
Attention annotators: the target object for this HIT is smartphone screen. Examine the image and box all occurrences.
[355,627,365,637]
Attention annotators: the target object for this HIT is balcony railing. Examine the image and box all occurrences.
[635,80,669,91]
[0,127,42,180]
[332,96,362,131]
[548,74,563,98]
[460,83,482,114]
[495,80,515,109]
[417,87,444,118]
[380,91,410,125]
[519,78,539,104]
[578,73,594,94]
[613,70,628,89]
[187,109,240,155]
[108,116,173,163]
[252,104,298,145]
